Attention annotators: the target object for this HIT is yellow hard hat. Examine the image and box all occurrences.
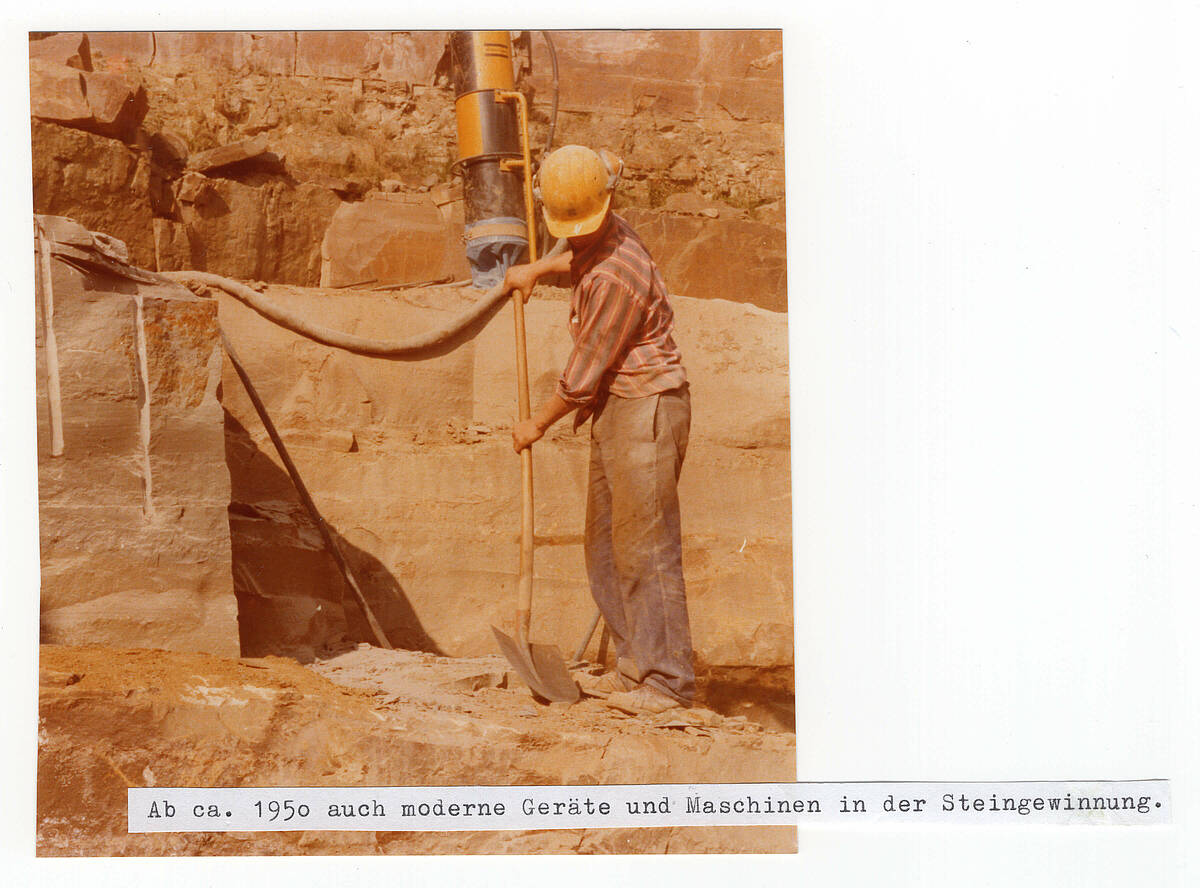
[536,145,622,238]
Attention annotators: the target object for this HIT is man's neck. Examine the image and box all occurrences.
[567,212,614,254]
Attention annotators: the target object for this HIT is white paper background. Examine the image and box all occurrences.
[3,1,1197,885]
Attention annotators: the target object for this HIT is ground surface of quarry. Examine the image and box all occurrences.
[38,644,796,855]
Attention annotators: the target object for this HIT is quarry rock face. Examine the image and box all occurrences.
[622,208,789,312]
[293,30,446,82]
[172,177,341,286]
[29,29,789,670]
[31,120,158,269]
[29,30,785,306]
[214,282,791,670]
[36,218,239,657]
[186,134,274,173]
[527,30,783,121]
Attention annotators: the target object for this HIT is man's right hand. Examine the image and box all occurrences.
[502,263,540,304]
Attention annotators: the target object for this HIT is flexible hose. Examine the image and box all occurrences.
[161,238,565,360]
[540,30,559,161]
[536,31,561,260]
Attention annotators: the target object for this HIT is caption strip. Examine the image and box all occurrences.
[129,780,1169,832]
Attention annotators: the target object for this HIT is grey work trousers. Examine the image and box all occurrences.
[585,385,696,703]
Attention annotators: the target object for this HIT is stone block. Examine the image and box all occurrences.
[177,178,341,285]
[528,30,782,121]
[244,31,297,76]
[28,59,91,127]
[319,194,470,289]
[378,31,446,84]
[29,59,147,143]
[84,32,155,68]
[150,32,248,72]
[215,277,791,669]
[187,135,271,172]
[36,226,240,657]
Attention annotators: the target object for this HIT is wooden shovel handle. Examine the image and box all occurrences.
[513,296,535,644]
[499,88,540,644]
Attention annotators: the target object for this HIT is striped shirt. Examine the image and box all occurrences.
[556,213,687,408]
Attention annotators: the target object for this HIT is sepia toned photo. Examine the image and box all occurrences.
[30,29,793,855]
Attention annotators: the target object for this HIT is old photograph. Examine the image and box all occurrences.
[12,5,1195,885]
[29,29,794,855]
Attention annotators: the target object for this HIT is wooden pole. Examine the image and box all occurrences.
[35,220,64,457]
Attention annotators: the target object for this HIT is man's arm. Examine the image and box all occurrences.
[512,276,649,452]
[505,250,576,451]
[512,393,574,452]
[502,249,573,303]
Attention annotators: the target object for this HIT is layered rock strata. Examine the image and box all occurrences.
[214,280,791,670]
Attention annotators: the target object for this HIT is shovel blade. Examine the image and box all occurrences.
[492,626,580,703]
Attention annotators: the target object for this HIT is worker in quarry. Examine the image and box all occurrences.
[501,144,695,716]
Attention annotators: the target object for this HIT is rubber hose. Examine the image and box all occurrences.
[161,238,565,360]
[540,30,559,161]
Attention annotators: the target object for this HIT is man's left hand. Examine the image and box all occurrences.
[512,418,544,452]
[503,263,539,304]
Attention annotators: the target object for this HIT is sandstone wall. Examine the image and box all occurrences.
[30,30,785,310]
[35,219,239,656]
[216,283,791,669]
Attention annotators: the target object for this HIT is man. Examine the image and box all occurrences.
[501,144,695,715]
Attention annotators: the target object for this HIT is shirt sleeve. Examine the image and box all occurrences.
[555,275,647,406]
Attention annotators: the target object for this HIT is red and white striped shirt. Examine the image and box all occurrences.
[556,213,687,408]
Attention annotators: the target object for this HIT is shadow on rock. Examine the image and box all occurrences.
[223,410,443,661]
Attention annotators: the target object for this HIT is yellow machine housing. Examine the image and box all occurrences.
[450,30,529,287]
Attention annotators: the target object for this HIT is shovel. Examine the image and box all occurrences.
[490,89,579,704]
